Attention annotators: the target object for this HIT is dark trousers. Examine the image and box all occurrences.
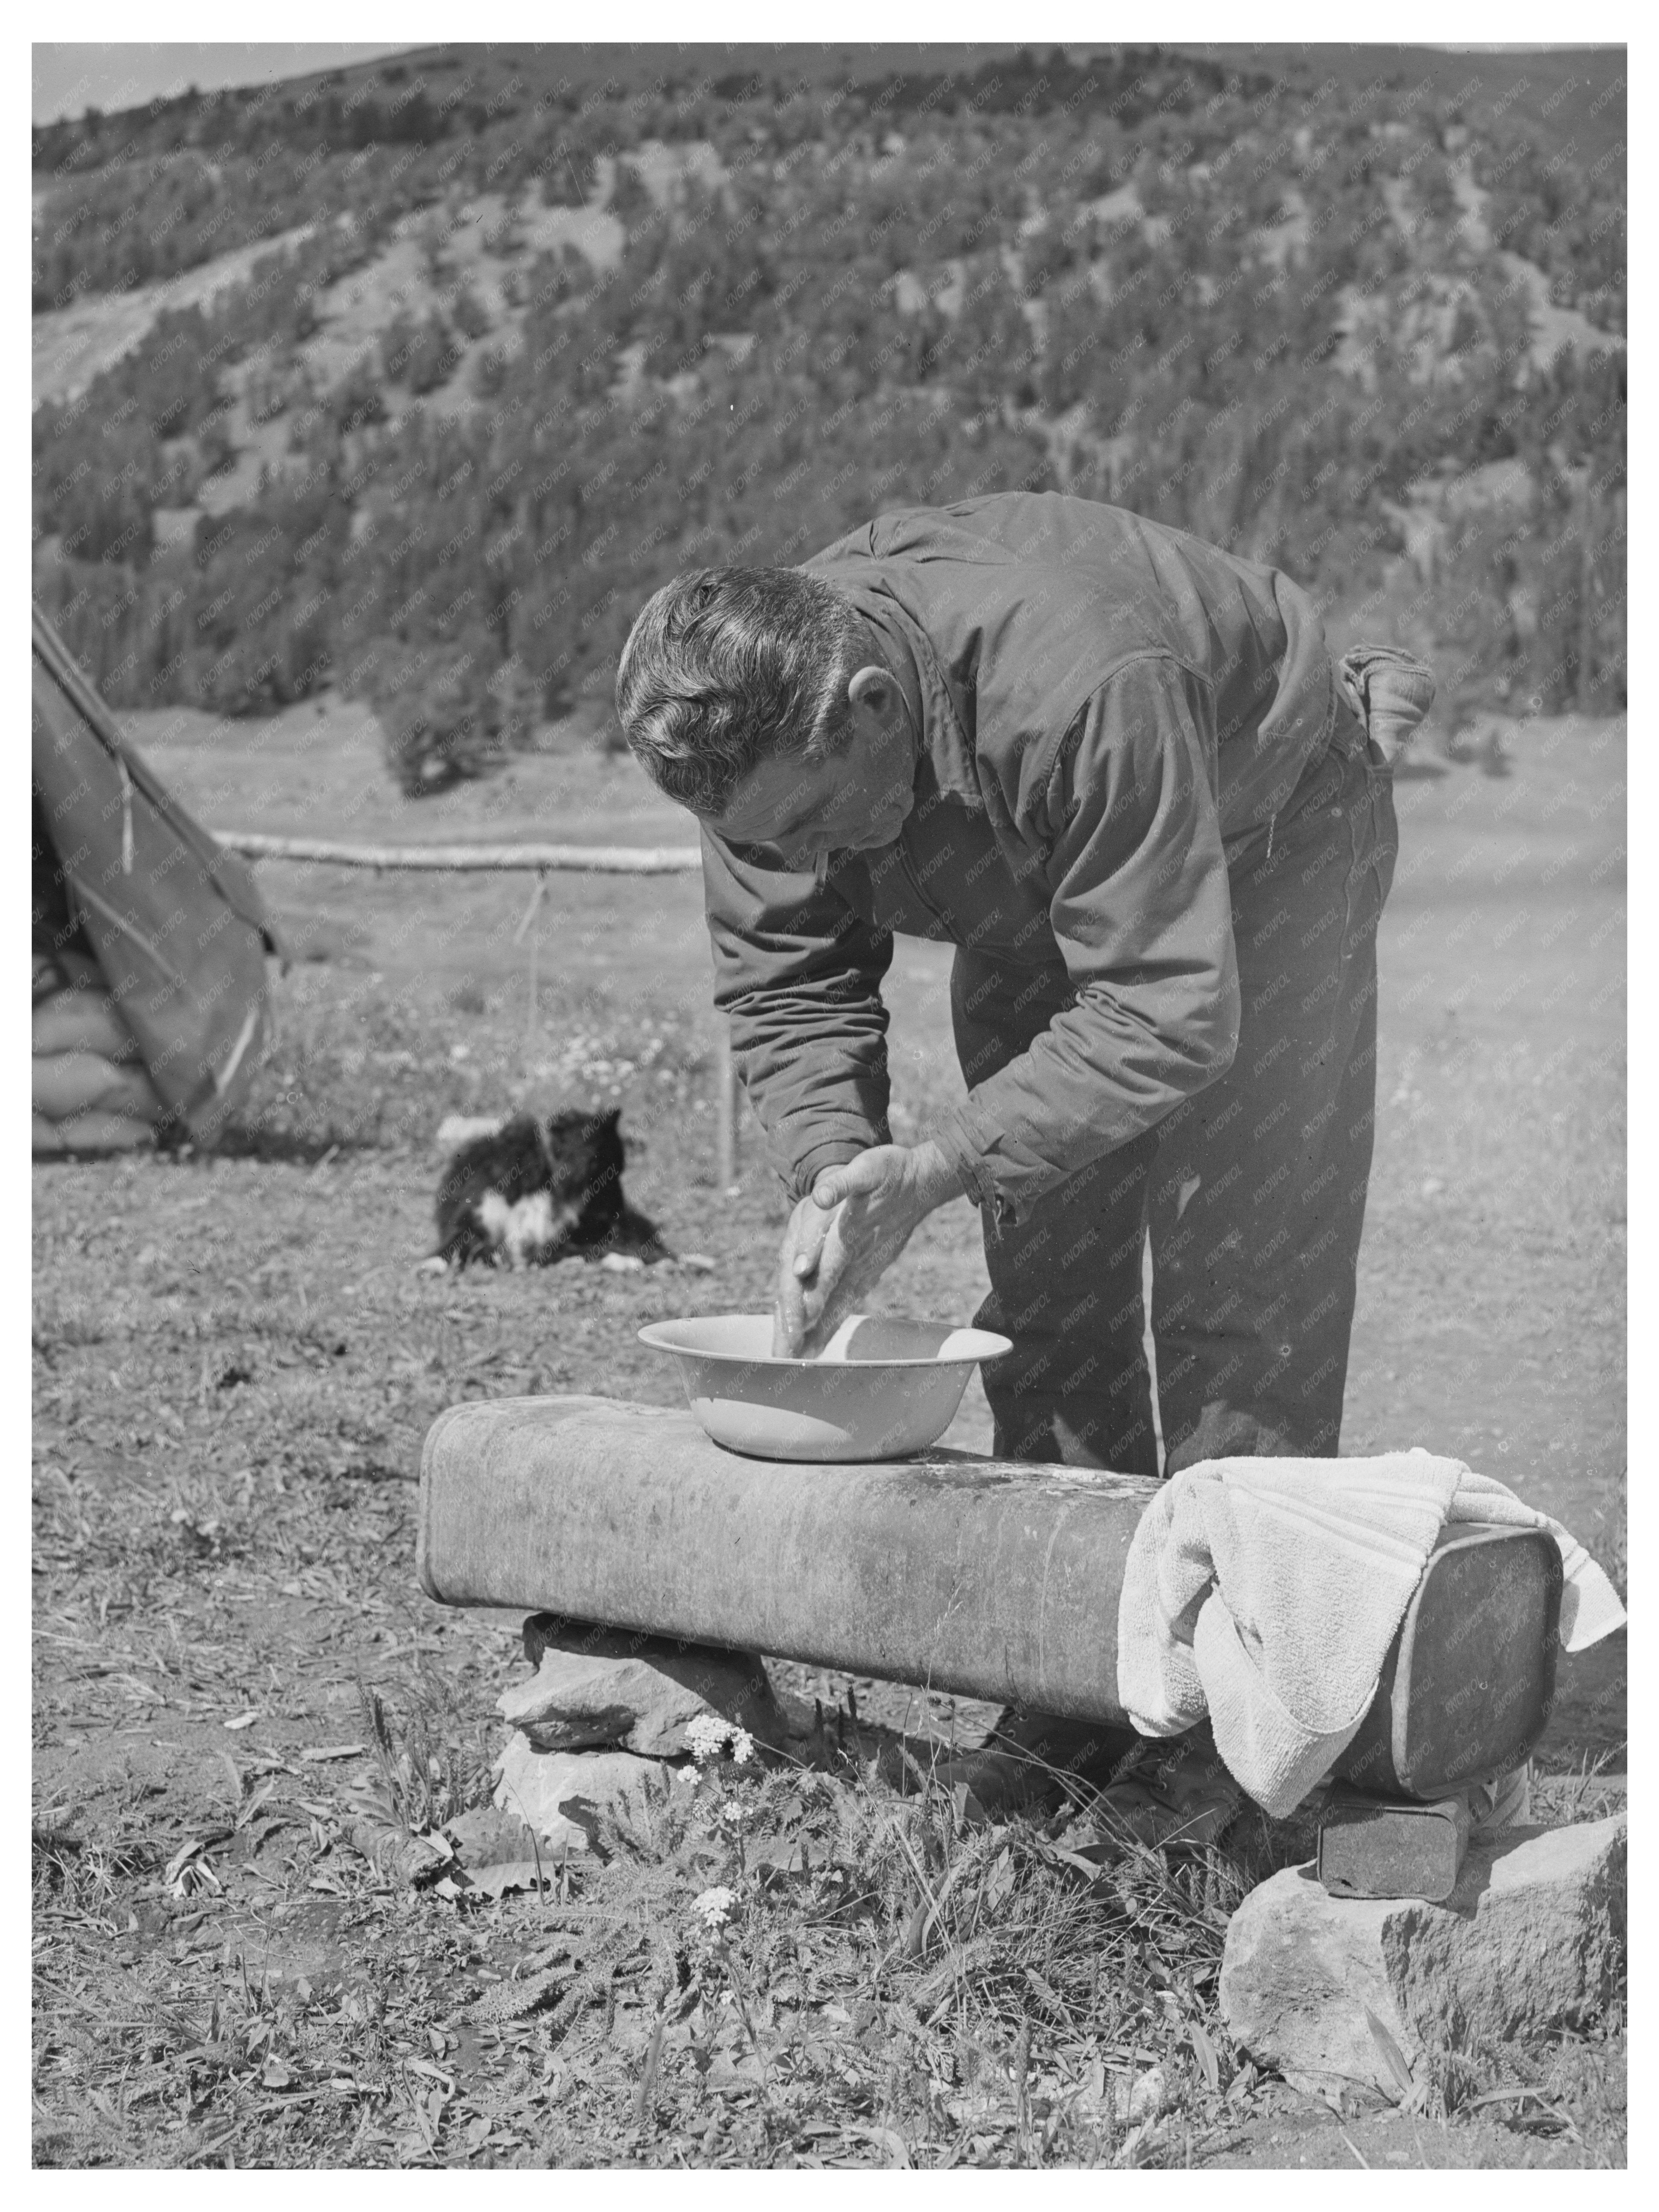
[954,701,1398,1476]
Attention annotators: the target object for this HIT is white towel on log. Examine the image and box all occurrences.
[1116,1449,1626,1818]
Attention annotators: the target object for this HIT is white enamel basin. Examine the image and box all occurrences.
[637,1313,1012,1462]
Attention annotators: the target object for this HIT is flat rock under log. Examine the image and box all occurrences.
[504,1615,789,1755]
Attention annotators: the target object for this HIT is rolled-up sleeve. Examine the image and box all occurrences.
[701,826,897,1202]
[932,657,1240,1219]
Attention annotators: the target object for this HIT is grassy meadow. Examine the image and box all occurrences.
[30,697,1625,2168]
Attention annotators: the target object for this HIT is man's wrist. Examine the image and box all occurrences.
[907,1138,969,1214]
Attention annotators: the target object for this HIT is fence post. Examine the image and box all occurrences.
[515,871,548,1059]
[714,1019,737,1191]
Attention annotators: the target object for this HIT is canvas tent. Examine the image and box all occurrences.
[32,604,281,1155]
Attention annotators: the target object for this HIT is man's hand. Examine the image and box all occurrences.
[771,1141,967,1356]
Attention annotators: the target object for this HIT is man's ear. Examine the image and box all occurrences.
[847,663,899,721]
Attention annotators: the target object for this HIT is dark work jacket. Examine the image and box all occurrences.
[700,491,1340,1220]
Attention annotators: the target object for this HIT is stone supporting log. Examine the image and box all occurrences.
[1219,1815,1627,2107]
[493,1736,694,1857]
[502,1616,790,1756]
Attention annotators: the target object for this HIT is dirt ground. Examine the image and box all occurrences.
[32,703,1625,2167]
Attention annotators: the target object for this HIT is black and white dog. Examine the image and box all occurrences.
[432,1107,670,1271]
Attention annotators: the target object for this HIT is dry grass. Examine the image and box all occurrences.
[30,1630,1626,2168]
[28,1651,1293,2171]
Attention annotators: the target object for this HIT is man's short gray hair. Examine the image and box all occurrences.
[615,567,864,816]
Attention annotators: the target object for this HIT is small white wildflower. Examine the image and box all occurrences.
[686,1714,758,1765]
[686,1714,730,1764]
[693,1885,736,1931]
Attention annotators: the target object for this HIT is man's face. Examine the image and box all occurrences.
[706,665,917,875]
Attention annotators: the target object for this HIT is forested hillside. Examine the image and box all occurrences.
[32,43,1625,790]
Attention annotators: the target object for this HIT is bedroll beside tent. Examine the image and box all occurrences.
[32,605,281,1156]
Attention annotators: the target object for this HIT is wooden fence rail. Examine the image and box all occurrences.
[213,831,703,874]
[212,827,740,1188]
